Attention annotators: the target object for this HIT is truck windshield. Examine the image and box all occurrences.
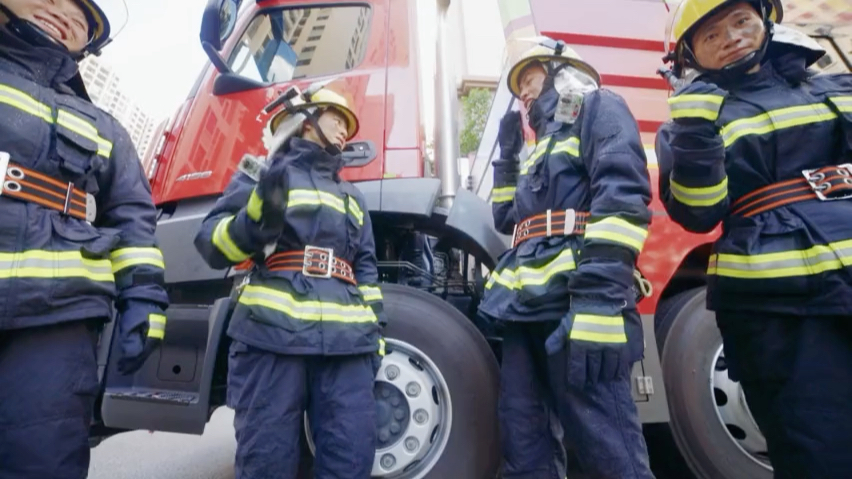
[227,5,371,84]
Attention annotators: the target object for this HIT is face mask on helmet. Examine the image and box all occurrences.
[552,65,599,96]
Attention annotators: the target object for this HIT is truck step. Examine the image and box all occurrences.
[106,389,199,406]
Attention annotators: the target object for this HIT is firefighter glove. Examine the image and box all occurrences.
[498,110,524,160]
[116,300,167,375]
[545,297,630,388]
[253,155,291,232]
[668,81,728,127]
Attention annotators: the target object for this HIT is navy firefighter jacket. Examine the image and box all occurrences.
[0,28,168,330]
[478,86,652,328]
[195,138,386,356]
[656,49,852,316]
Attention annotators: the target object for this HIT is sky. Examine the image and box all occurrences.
[95,0,506,126]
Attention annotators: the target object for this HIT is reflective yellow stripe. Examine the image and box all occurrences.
[110,247,165,272]
[721,103,837,148]
[56,110,113,157]
[708,239,852,279]
[288,189,346,214]
[584,217,648,253]
[670,176,728,207]
[0,84,52,122]
[348,195,364,226]
[668,94,724,121]
[212,216,250,262]
[491,186,516,204]
[831,96,852,113]
[520,136,579,175]
[0,250,113,281]
[358,285,383,302]
[147,314,167,339]
[246,188,263,222]
[378,337,386,356]
[570,313,627,343]
[485,248,576,290]
[0,84,113,158]
[239,284,377,323]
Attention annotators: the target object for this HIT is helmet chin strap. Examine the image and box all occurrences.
[305,109,343,157]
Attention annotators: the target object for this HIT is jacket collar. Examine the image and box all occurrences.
[0,26,80,88]
[285,137,345,177]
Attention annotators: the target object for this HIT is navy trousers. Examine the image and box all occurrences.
[0,321,100,479]
[227,340,379,479]
[499,321,654,479]
[716,312,852,478]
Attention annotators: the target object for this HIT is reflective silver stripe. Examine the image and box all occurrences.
[348,195,364,225]
[212,216,250,262]
[0,250,113,281]
[570,314,627,343]
[492,186,516,203]
[109,247,165,272]
[708,240,852,279]
[56,110,113,157]
[669,176,728,207]
[358,285,382,302]
[0,84,53,121]
[584,217,648,253]
[147,314,167,339]
[239,284,377,323]
[486,248,576,290]
[668,94,724,121]
[830,96,852,113]
[721,103,836,147]
[288,189,346,214]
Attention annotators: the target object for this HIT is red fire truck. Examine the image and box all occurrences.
[91,0,851,477]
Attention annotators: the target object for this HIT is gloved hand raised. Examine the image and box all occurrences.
[668,81,728,128]
[497,110,524,160]
[248,155,290,236]
[545,297,630,388]
[116,300,167,375]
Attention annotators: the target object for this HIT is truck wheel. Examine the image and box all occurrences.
[302,284,501,479]
[659,287,772,479]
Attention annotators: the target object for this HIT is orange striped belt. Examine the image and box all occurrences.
[512,209,589,248]
[0,152,95,222]
[265,247,356,285]
[731,164,852,217]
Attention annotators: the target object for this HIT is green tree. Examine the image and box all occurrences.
[459,88,493,156]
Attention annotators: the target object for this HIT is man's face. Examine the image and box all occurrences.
[690,2,766,71]
[1,0,89,53]
[518,63,547,111]
[303,108,350,150]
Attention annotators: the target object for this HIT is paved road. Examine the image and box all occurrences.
[89,407,237,479]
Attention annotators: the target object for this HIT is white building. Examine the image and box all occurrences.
[79,56,160,158]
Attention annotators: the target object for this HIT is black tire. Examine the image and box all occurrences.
[299,284,501,479]
[659,287,772,479]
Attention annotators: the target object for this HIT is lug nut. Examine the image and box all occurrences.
[379,429,390,443]
[380,454,396,469]
[394,409,405,420]
[405,437,419,452]
[385,365,400,381]
[406,382,421,397]
[390,422,401,434]
[381,388,391,398]
[390,396,400,407]
[414,409,428,424]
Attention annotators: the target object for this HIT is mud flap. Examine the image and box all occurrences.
[99,298,233,435]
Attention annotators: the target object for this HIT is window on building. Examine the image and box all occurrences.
[227,5,371,83]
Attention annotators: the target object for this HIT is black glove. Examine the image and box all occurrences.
[253,155,290,233]
[498,110,524,160]
[116,300,167,375]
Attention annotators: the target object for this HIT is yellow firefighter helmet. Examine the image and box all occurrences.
[664,0,783,67]
[506,38,601,98]
[269,85,360,141]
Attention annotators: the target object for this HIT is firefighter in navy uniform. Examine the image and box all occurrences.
[194,83,386,479]
[656,0,852,476]
[0,0,169,478]
[478,38,655,479]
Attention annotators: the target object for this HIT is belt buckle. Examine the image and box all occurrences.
[803,164,852,201]
[303,245,334,279]
[563,208,575,235]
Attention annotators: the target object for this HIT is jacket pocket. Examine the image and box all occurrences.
[515,237,576,307]
[48,215,119,301]
[712,214,822,297]
[54,100,109,194]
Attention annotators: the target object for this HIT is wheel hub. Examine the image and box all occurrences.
[710,346,772,471]
[305,338,453,478]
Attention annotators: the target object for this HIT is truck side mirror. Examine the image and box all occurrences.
[200,0,240,50]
